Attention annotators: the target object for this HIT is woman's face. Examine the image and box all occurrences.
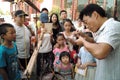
[52,14,57,23]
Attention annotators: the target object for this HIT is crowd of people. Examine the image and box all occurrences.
[0,3,120,80]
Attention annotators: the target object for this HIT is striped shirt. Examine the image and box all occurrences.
[94,18,120,80]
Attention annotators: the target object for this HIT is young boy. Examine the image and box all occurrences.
[0,23,22,80]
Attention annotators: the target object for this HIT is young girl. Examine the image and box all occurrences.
[75,32,96,80]
[61,19,78,63]
[0,23,22,80]
[53,33,69,67]
[61,19,76,51]
[55,51,74,80]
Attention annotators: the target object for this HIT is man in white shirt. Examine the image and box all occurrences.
[13,10,31,69]
[76,4,120,80]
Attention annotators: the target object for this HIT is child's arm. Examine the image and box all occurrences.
[0,68,8,80]
[67,38,76,45]
[85,62,96,67]
[76,57,81,68]
[49,31,54,43]
[53,43,60,49]
[54,65,60,72]
[39,27,46,40]
[80,62,96,69]
[0,49,8,80]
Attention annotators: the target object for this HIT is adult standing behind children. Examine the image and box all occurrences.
[59,10,75,32]
[76,4,120,80]
[0,23,22,80]
[59,10,68,31]
[49,13,62,46]
[40,8,49,23]
[13,10,31,69]
[37,8,53,79]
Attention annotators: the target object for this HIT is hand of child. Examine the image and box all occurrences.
[76,63,80,68]
[80,63,88,69]
[54,43,59,49]
[73,53,77,59]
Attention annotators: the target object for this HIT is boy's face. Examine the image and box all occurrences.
[3,27,16,41]
[14,15,25,25]
[60,12,67,20]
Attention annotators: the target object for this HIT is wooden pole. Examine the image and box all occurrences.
[113,0,117,20]
[103,0,107,10]
[24,32,43,77]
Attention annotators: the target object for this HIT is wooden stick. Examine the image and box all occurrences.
[24,32,44,76]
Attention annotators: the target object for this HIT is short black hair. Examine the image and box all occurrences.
[84,32,93,38]
[59,51,70,61]
[79,4,106,21]
[56,33,65,40]
[14,10,28,17]
[41,8,48,13]
[60,10,67,15]
[0,23,14,36]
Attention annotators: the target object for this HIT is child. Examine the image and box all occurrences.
[61,19,77,63]
[61,19,76,51]
[0,23,22,80]
[55,51,74,80]
[53,33,69,67]
[75,32,96,80]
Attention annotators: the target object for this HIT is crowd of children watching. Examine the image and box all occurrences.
[0,7,96,80]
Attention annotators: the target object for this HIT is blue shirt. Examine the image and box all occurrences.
[78,47,96,64]
[0,43,21,80]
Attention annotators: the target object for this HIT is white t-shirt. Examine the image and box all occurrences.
[29,21,37,35]
[38,33,52,53]
[13,24,31,59]
[62,32,76,51]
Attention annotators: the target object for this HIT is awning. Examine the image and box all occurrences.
[24,0,40,13]
[2,0,40,13]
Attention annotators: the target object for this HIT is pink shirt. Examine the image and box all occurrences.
[53,45,69,66]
